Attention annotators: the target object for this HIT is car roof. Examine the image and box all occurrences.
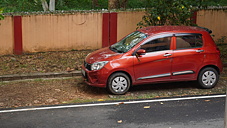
[138,26,209,36]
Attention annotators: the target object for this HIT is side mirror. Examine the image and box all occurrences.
[136,49,146,56]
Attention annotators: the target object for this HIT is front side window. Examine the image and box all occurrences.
[140,37,171,53]
[176,34,203,49]
[110,31,148,53]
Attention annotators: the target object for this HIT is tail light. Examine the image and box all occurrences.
[216,47,221,57]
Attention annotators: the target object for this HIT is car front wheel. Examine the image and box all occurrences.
[107,73,131,95]
[198,67,219,89]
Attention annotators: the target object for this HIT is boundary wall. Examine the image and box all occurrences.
[0,9,226,55]
[197,9,227,40]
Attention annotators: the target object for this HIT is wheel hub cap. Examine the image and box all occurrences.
[202,71,216,86]
[112,77,128,93]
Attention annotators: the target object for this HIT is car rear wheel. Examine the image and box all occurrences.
[107,73,131,95]
[198,67,219,89]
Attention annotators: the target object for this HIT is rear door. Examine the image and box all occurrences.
[172,33,205,80]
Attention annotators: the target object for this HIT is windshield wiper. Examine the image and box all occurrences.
[110,46,124,53]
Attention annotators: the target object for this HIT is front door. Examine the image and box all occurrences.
[133,36,173,84]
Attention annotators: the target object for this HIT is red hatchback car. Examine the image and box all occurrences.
[81,26,223,95]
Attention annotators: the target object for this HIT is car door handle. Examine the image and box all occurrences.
[163,53,172,57]
[196,50,204,53]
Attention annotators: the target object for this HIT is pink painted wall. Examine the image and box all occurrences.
[0,9,226,55]
[117,11,145,41]
[0,16,14,55]
[197,9,227,41]
[22,13,103,53]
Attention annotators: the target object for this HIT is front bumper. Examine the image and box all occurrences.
[81,65,109,88]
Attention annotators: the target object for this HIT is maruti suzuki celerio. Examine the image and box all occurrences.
[81,26,223,95]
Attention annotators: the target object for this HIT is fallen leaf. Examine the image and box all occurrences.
[66,67,71,72]
[117,120,123,123]
[34,100,40,104]
[97,99,104,101]
[144,106,150,109]
[109,95,116,98]
[62,101,68,104]
[205,100,210,102]
[55,89,61,92]
[116,102,124,106]
[0,102,4,107]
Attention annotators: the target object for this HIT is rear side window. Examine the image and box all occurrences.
[176,34,203,49]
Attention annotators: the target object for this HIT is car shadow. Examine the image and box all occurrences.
[79,81,198,95]
[129,81,198,93]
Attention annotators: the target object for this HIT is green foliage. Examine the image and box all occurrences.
[55,0,91,10]
[202,0,227,6]
[216,36,227,45]
[55,0,108,10]
[0,0,108,12]
[137,0,199,28]
[0,0,42,12]
[127,0,146,9]
[0,0,226,13]
[216,36,227,63]
[0,8,4,20]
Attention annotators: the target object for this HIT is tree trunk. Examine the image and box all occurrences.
[108,0,117,10]
[41,0,49,11]
[108,0,128,10]
[92,0,99,8]
[120,0,128,9]
[49,0,55,11]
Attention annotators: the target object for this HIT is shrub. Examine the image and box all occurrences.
[0,8,3,20]
[216,36,227,62]
[137,0,199,28]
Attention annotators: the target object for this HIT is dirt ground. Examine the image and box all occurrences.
[0,74,226,109]
[0,50,94,75]
[0,77,107,108]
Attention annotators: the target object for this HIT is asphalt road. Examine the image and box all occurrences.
[0,95,225,128]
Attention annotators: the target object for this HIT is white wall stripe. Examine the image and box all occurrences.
[0,94,225,113]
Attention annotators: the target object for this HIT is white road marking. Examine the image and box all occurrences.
[0,94,225,113]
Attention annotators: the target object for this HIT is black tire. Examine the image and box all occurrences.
[197,67,219,89]
[107,73,131,95]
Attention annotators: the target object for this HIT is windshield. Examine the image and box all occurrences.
[110,31,148,53]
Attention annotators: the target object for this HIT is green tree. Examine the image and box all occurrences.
[137,0,200,28]
[0,0,42,12]
[0,0,226,13]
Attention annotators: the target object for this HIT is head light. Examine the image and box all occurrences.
[91,61,109,71]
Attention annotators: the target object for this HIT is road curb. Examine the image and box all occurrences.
[0,71,81,82]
